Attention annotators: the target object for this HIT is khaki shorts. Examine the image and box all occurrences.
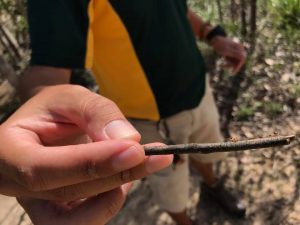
[129,81,226,213]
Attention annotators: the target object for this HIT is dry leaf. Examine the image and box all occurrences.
[265,58,275,66]
[241,126,255,138]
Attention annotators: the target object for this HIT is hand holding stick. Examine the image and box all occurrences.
[144,135,295,155]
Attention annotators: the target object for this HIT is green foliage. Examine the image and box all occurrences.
[223,23,240,36]
[0,0,13,11]
[236,102,262,120]
[269,0,300,37]
[0,0,26,13]
[237,101,284,120]
[15,14,27,31]
[264,102,284,117]
[291,84,300,98]
[188,0,250,38]
[188,0,219,22]
[236,104,256,120]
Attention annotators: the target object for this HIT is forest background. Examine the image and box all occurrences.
[0,0,299,224]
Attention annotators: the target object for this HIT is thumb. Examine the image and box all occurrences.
[77,92,140,142]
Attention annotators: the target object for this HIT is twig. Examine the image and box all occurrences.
[144,135,295,155]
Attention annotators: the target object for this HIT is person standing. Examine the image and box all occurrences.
[21,1,246,224]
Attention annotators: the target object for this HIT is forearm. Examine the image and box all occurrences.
[18,66,71,102]
[187,8,212,42]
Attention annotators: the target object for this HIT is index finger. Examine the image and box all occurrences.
[7,140,145,192]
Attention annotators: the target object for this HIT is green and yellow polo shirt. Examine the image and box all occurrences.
[28,0,206,121]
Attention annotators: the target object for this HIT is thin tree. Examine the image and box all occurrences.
[249,0,257,54]
[215,0,223,23]
[240,0,247,38]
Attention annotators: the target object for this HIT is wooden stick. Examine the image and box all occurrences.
[144,135,295,155]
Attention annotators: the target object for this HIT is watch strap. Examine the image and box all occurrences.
[206,25,227,42]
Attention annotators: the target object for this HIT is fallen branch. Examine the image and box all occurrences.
[144,135,295,155]
[0,24,22,60]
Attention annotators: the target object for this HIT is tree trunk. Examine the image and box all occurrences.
[230,0,238,23]
[249,0,257,54]
[240,0,248,38]
[215,0,223,23]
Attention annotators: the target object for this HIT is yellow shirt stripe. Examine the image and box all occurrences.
[86,0,159,121]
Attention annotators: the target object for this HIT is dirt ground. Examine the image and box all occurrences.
[108,117,300,225]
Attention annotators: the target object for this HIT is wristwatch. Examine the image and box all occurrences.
[206,25,227,42]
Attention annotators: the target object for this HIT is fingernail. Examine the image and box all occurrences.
[121,183,133,194]
[104,120,139,140]
[146,155,173,173]
[112,146,144,171]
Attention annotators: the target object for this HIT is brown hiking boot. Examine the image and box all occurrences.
[201,180,246,218]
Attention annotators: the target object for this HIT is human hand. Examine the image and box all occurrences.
[210,36,246,74]
[18,184,132,225]
[0,85,173,201]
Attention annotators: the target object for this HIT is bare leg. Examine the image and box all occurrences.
[190,159,216,186]
[168,210,193,225]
